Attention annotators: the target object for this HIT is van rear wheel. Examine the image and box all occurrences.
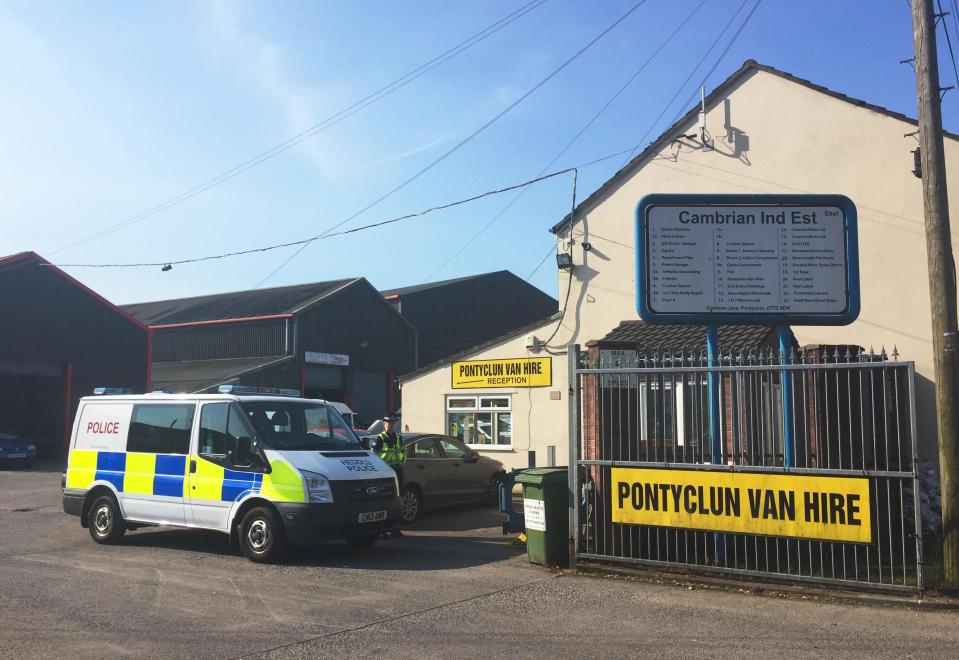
[238,506,288,563]
[88,495,126,545]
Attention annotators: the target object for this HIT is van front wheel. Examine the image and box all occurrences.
[238,506,287,563]
[88,495,126,544]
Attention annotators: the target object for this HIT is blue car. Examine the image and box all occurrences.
[0,431,37,468]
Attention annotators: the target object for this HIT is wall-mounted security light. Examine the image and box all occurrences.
[582,242,592,252]
[556,252,573,270]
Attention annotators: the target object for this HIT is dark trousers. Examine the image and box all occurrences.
[390,463,404,533]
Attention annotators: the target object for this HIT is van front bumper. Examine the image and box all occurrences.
[275,496,402,544]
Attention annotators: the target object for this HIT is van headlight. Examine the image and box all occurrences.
[303,471,334,503]
[27,444,36,452]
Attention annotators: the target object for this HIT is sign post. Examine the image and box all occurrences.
[636,194,860,559]
[779,325,794,468]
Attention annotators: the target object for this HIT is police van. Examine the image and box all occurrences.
[61,386,401,562]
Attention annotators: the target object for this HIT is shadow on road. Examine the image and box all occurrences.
[119,504,524,570]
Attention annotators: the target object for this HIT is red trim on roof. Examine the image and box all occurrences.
[150,313,294,330]
[1,251,150,333]
[383,294,400,301]
[146,328,154,391]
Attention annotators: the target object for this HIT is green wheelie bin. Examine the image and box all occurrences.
[516,467,569,567]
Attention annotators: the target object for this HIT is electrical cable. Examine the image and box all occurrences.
[424,0,704,282]
[543,0,763,350]
[951,0,959,48]
[421,242,557,353]
[665,0,763,130]
[619,0,753,168]
[48,0,548,256]
[938,0,959,91]
[254,0,649,287]
[45,168,577,268]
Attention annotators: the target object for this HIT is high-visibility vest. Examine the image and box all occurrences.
[377,431,405,466]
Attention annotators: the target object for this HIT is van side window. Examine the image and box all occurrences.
[199,403,229,455]
[127,404,195,455]
[199,403,257,469]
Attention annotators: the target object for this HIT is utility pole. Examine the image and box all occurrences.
[912,0,959,586]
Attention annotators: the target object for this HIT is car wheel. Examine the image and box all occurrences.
[346,534,379,548]
[486,475,503,507]
[88,494,126,544]
[238,506,288,563]
[400,485,422,524]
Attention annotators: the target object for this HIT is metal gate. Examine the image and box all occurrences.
[568,344,924,593]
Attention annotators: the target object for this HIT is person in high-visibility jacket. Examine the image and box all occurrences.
[373,415,405,538]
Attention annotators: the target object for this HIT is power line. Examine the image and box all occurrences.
[254,0,650,288]
[424,0,705,282]
[619,0,755,167]
[48,0,549,256]
[667,0,764,128]
[938,0,959,90]
[45,168,578,268]
[423,242,558,352]
[426,168,577,353]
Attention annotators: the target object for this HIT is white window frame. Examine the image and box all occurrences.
[445,395,512,450]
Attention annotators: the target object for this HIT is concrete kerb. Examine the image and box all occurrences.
[563,561,959,612]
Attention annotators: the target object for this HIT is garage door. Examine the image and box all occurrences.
[351,371,387,429]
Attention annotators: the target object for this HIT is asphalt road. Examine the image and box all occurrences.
[1,466,958,659]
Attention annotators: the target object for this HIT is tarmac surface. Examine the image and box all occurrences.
[1,465,958,658]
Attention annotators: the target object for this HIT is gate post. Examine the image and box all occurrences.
[567,343,580,569]
[780,325,795,468]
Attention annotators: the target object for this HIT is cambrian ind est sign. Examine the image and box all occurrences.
[451,357,552,389]
[611,467,872,543]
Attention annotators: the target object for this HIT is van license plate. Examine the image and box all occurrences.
[8,453,26,459]
[358,510,387,523]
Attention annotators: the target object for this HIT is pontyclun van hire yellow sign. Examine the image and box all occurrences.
[611,467,872,543]
[451,357,552,389]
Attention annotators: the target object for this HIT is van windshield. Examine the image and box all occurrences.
[238,401,361,451]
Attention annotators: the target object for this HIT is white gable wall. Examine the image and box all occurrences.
[403,66,958,464]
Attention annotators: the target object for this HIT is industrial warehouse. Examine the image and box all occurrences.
[0,259,557,457]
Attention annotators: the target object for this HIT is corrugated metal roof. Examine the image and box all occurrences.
[550,59,959,236]
[123,278,359,325]
[380,270,509,298]
[597,320,779,349]
[152,355,294,394]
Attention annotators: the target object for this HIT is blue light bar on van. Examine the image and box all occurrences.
[92,387,133,395]
[217,385,301,396]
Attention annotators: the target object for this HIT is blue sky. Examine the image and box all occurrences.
[2,1,956,305]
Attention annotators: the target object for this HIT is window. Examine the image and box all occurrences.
[127,404,195,455]
[445,396,511,448]
[240,401,359,451]
[439,438,469,459]
[199,403,256,467]
[406,438,441,459]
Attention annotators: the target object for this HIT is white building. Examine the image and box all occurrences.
[400,60,959,470]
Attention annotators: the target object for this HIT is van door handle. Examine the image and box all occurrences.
[416,464,426,469]
[190,459,197,474]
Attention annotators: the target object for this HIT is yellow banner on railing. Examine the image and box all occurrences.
[451,357,552,389]
[610,467,872,543]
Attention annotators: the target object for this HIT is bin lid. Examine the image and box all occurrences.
[515,467,568,485]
